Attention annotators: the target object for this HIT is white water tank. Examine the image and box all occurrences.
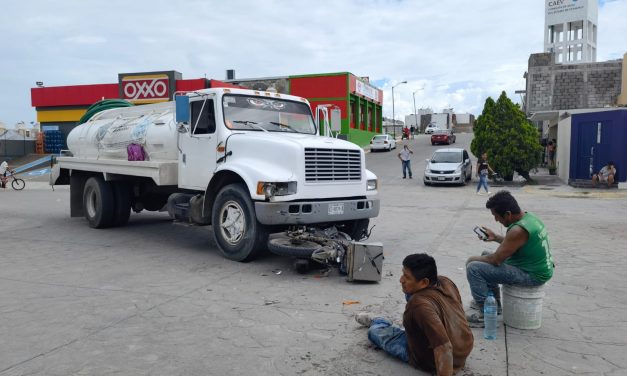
[67,101,178,161]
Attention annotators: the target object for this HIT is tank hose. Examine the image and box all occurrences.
[78,99,134,124]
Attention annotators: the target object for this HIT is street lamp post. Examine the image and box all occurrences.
[391,81,407,138]
[412,87,424,134]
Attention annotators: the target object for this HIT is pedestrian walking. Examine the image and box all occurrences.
[398,144,413,179]
[476,152,494,195]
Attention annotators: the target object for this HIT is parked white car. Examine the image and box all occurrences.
[370,134,396,152]
[425,124,441,134]
[423,148,473,186]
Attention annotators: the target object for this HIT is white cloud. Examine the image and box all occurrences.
[0,0,624,126]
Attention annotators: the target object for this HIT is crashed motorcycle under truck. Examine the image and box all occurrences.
[51,87,383,280]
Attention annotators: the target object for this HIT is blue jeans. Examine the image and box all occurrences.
[476,173,489,192]
[466,260,544,306]
[367,318,409,363]
[402,160,412,178]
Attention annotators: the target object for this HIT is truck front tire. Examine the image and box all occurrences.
[212,184,268,262]
[83,176,115,228]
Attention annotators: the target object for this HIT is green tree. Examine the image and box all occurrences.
[471,91,542,181]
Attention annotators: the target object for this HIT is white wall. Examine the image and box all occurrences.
[556,115,572,183]
[431,113,449,129]
[456,113,471,124]
[404,114,419,128]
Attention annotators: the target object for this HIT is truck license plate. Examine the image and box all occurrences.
[328,203,344,215]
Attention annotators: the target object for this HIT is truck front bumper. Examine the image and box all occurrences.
[255,198,380,225]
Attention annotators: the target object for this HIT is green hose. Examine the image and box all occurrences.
[78,99,134,124]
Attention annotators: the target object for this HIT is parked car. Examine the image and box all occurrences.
[425,124,441,134]
[423,148,472,186]
[370,134,396,152]
[431,129,456,145]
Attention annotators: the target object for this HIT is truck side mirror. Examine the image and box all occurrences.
[175,95,190,124]
[330,108,341,132]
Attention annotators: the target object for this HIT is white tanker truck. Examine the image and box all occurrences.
[51,88,380,262]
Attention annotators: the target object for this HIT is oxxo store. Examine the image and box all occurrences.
[31,70,384,148]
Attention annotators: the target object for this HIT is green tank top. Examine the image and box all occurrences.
[504,212,554,283]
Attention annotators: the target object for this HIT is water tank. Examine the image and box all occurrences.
[66,101,178,161]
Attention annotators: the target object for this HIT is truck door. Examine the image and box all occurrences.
[178,97,218,190]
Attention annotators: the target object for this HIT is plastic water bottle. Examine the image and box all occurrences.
[484,291,498,340]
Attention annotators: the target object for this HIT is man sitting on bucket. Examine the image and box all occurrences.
[465,190,554,326]
[355,253,474,375]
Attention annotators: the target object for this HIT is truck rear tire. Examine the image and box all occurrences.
[112,182,131,227]
[83,176,115,228]
[212,184,268,262]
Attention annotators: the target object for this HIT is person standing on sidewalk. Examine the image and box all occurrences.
[355,254,474,375]
[398,144,413,179]
[476,152,494,195]
[465,191,554,327]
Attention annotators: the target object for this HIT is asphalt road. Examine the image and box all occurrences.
[1,133,626,375]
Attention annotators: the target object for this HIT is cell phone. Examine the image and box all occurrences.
[473,226,489,240]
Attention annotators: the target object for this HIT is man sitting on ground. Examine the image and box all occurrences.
[592,161,616,188]
[356,253,473,375]
[465,191,554,326]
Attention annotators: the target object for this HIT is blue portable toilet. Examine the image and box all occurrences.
[569,108,627,185]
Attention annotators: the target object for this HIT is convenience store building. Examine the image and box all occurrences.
[30,70,383,148]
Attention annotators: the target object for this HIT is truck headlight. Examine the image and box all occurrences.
[257,181,297,198]
[367,179,378,191]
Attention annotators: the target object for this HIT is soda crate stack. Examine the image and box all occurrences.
[43,130,66,154]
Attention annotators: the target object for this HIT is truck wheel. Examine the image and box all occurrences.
[212,184,268,262]
[83,176,114,228]
[343,219,370,241]
[267,235,322,258]
[112,182,131,227]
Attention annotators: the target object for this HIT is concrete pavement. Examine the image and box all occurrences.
[1,135,626,375]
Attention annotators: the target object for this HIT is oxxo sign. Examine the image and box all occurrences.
[121,74,170,103]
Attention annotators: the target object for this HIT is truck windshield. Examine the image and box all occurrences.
[222,94,316,134]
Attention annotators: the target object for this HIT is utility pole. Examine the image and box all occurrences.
[391,81,407,138]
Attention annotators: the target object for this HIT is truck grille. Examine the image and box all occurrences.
[304,148,362,182]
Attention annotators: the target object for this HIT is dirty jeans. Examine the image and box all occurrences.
[402,160,412,178]
[367,318,409,363]
[466,260,544,306]
[476,173,489,192]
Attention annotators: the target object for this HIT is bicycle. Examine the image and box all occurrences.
[1,171,25,191]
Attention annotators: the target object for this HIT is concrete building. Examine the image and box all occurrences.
[545,0,597,64]
[454,113,475,133]
[525,52,627,187]
[430,113,451,130]
[525,51,624,141]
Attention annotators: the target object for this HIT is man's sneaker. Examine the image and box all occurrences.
[466,311,485,328]
[476,191,483,196]
[487,191,492,195]
[355,312,377,327]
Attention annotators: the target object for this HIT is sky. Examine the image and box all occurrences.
[1,0,626,127]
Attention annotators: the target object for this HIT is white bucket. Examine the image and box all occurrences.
[502,284,545,330]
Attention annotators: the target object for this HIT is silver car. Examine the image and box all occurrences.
[423,148,473,186]
[370,134,396,152]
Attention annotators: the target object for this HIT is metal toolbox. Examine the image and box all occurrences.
[346,242,383,282]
